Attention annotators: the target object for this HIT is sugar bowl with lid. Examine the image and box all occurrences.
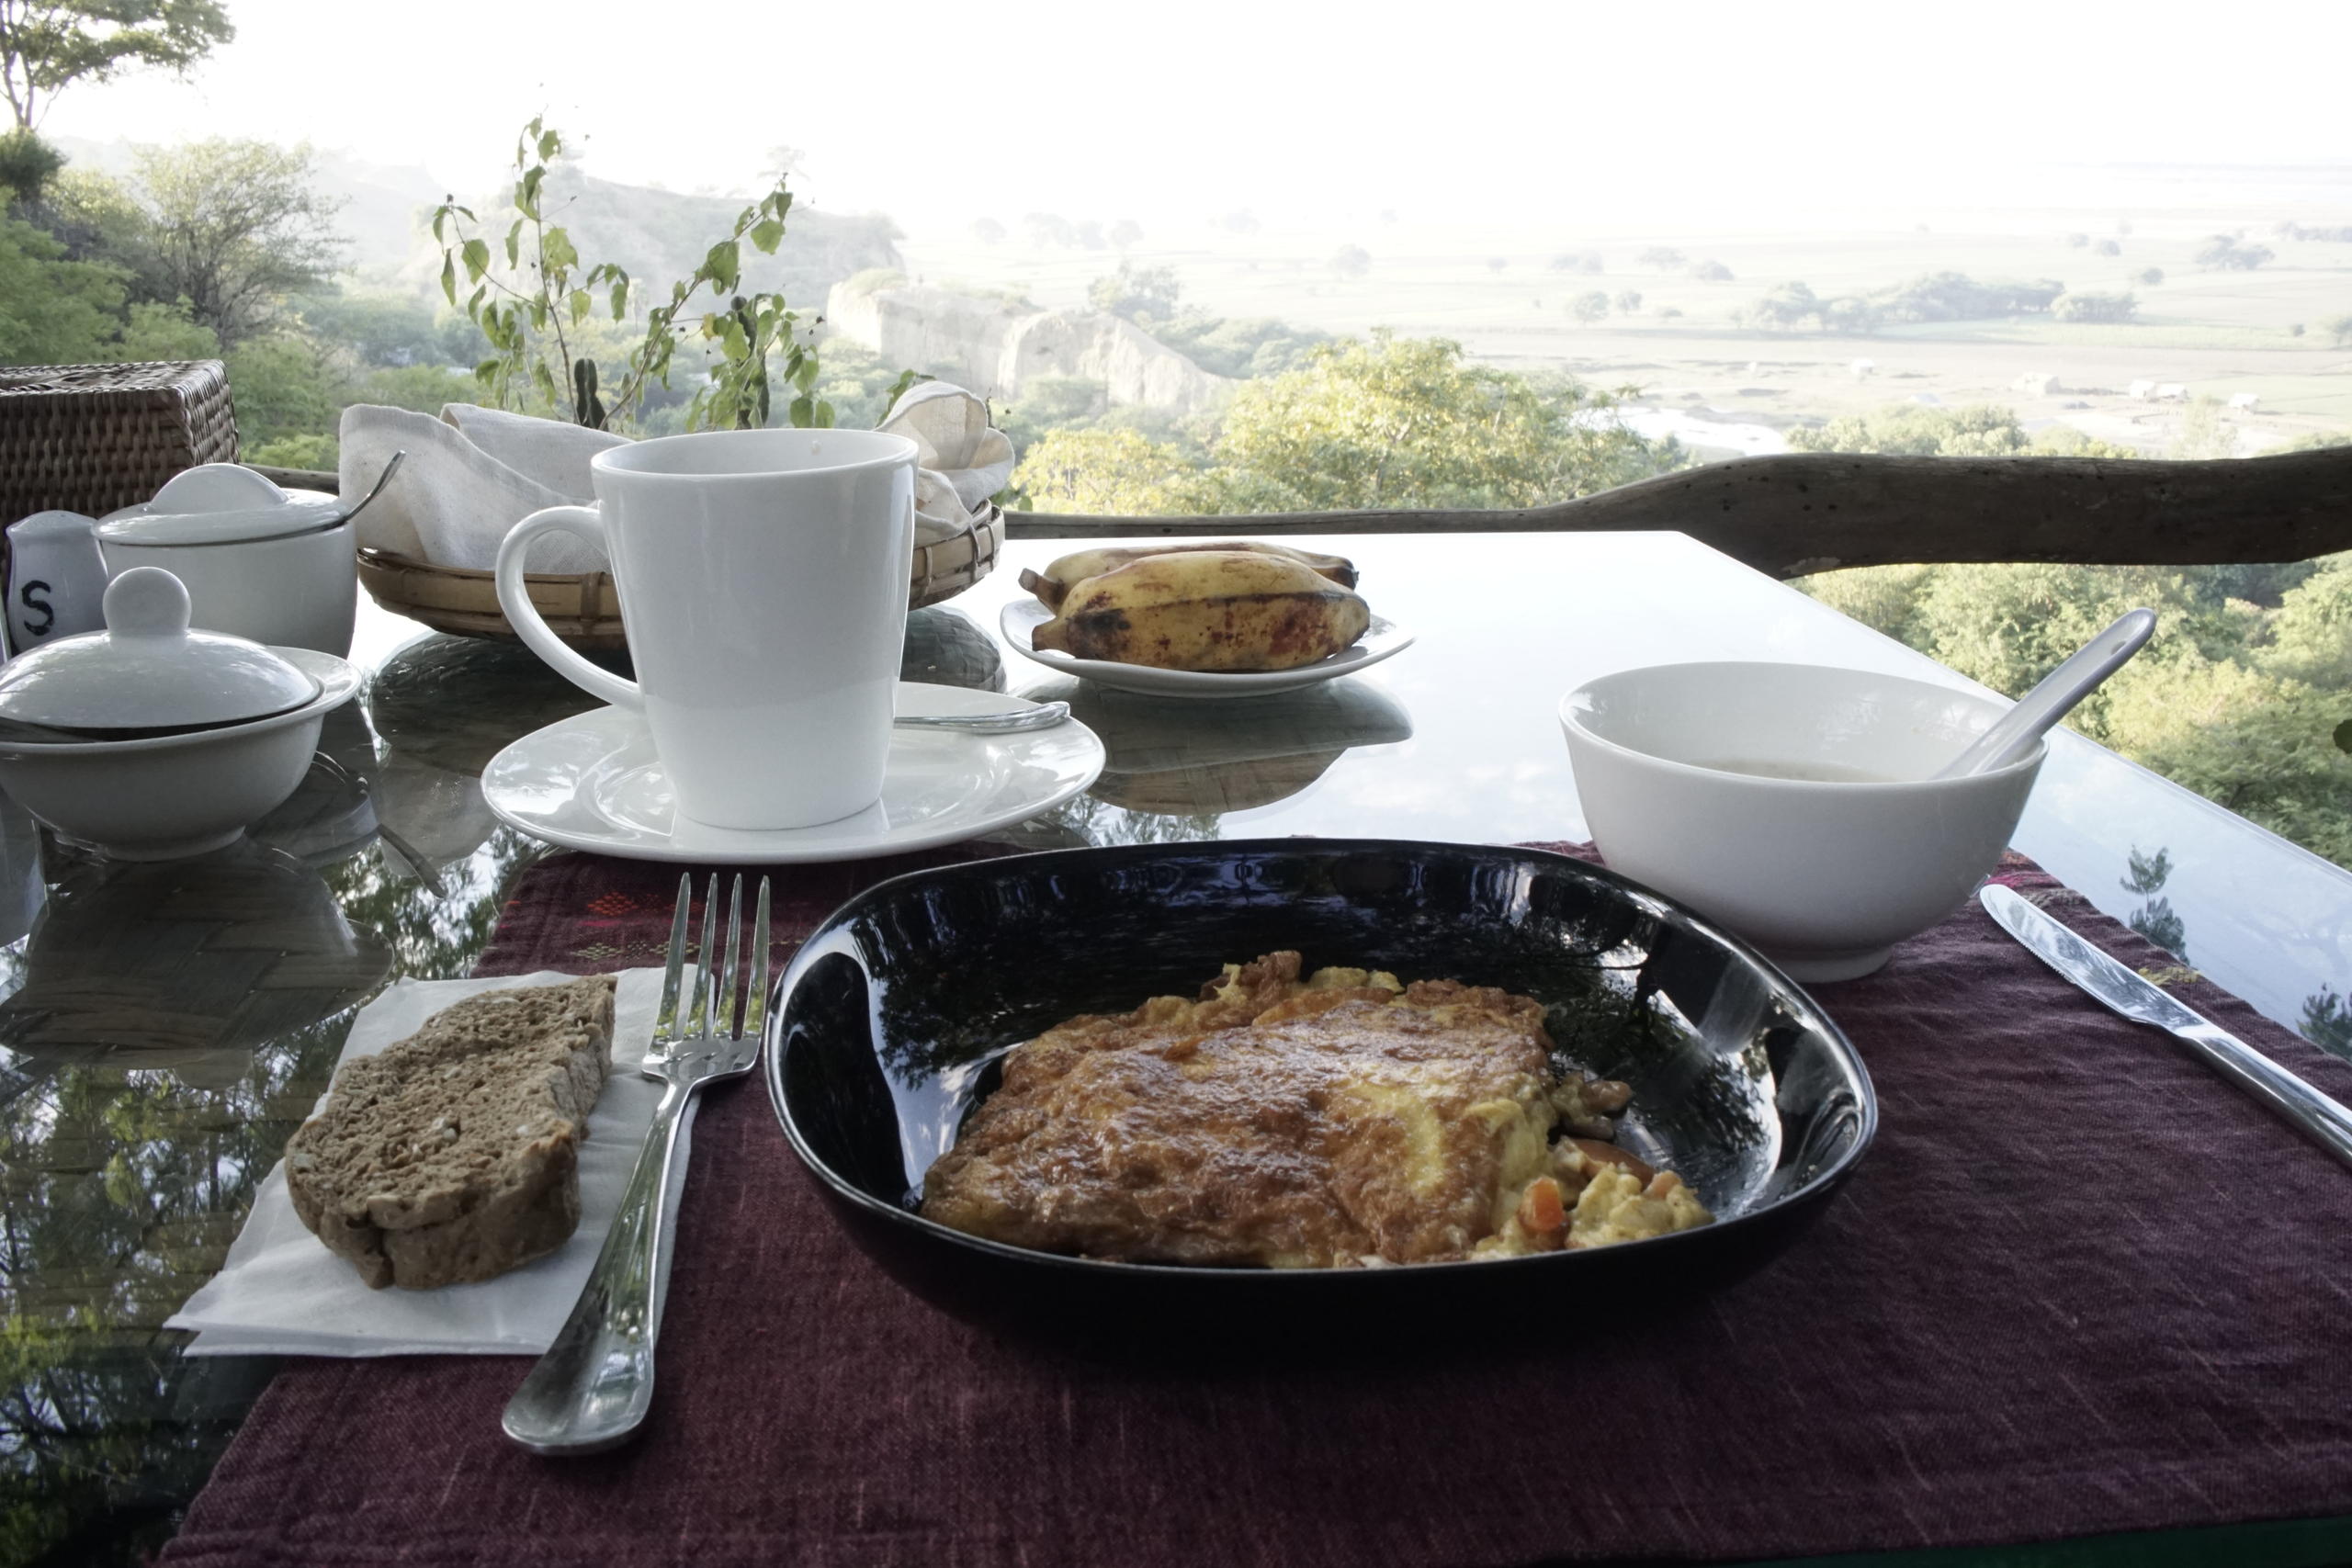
[0,568,359,860]
[94,462,361,656]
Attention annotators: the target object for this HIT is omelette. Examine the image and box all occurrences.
[922,952,1712,1268]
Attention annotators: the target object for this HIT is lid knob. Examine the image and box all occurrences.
[103,567,193,639]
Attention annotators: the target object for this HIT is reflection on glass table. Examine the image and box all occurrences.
[1022,673,1412,814]
[0,526,2346,1568]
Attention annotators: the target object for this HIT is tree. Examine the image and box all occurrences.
[1010,333,1681,516]
[2303,988,2352,1055]
[2051,290,2137,323]
[2169,398,2236,460]
[1108,218,1141,250]
[1786,401,2137,459]
[1567,289,1608,323]
[1205,332,1677,511]
[1548,250,1601,274]
[0,210,120,360]
[2194,234,2273,270]
[1612,289,1641,313]
[1152,312,1328,378]
[2065,231,2089,247]
[0,0,232,129]
[1635,246,1684,270]
[1690,258,1733,282]
[1748,280,1820,330]
[221,329,343,448]
[1328,243,1370,279]
[1022,211,1075,247]
[123,139,344,345]
[969,216,1004,244]
[1881,272,2062,320]
[1820,294,1883,334]
[1087,261,1181,325]
[1012,426,1210,513]
[0,123,58,208]
[2322,313,2352,348]
[2139,266,2165,287]
[2093,238,2120,256]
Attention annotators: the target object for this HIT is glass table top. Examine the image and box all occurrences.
[1,528,2345,1565]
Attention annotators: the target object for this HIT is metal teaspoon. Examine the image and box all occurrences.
[893,701,1069,734]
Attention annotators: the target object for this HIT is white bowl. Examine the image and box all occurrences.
[0,649,360,861]
[1559,661,2044,982]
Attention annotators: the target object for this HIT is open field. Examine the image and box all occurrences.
[899,198,2352,452]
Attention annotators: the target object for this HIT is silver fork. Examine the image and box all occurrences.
[503,872,772,1456]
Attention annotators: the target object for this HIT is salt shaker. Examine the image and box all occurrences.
[4,511,109,658]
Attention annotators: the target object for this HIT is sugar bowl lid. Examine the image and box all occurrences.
[0,568,321,731]
[94,462,348,548]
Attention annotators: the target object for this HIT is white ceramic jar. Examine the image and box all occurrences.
[0,569,359,859]
[95,464,358,656]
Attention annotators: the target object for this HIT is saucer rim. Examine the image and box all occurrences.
[996,601,1414,698]
[479,682,1105,864]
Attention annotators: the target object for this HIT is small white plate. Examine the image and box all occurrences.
[481,683,1104,864]
[999,599,1414,698]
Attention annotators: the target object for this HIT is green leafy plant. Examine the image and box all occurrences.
[431,118,831,432]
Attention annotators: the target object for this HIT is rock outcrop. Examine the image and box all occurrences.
[826,283,1233,412]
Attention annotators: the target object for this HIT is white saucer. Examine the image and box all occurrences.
[1000,599,1414,698]
[480,683,1104,864]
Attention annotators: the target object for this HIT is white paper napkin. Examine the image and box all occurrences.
[167,967,673,1358]
[877,380,1015,543]
[337,404,626,572]
[337,382,1008,575]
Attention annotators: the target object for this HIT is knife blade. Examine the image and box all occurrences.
[1980,884,2352,1171]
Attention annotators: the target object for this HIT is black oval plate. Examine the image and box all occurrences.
[765,839,1875,1338]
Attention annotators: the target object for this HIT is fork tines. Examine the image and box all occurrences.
[675,873,773,1043]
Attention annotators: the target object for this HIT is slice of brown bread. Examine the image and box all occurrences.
[285,976,617,1290]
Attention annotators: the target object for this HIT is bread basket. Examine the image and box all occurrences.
[357,503,1002,651]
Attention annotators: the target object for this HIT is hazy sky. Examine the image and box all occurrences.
[40,0,2352,231]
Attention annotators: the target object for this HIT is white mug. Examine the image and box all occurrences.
[494,428,920,830]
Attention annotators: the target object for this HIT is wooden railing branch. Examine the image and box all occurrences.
[256,447,2352,581]
[1002,447,2352,579]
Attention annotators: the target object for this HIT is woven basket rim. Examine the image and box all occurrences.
[0,359,228,396]
[356,502,1001,640]
[356,502,1001,586]
[356,545,615,587]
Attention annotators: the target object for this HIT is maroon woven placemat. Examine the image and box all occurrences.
[161,845,2352,1568]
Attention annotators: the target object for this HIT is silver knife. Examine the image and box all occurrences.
[1981,884,2352,1171]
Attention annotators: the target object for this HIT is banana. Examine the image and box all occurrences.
[1031,550,1372,671]
[1018,541,1357,611]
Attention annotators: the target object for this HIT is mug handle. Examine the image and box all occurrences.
[494,505,643,711]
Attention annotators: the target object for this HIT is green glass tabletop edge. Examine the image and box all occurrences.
[1742,1511,2352,1568]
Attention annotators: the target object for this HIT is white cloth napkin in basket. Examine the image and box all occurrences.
[337,383,1008,576]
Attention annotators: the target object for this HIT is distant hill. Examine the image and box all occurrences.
[513,164,903,314]
[49,138,902,309]
[828,279,1232,412]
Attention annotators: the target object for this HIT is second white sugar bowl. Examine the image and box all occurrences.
[0,569,359,860]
